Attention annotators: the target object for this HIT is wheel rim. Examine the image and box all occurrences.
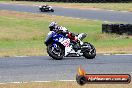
[50,45,62,57]
[89,48,96,55]
[87,44,96,55]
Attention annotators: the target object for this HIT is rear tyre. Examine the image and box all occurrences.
[47,43,64,60]
[83,43,96,59]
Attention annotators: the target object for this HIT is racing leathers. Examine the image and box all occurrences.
[52,26,79,51]
[52,26,78,42]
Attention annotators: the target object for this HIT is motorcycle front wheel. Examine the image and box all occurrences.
[47,43,64,60]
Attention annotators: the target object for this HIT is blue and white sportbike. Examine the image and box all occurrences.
[45,28,96,60]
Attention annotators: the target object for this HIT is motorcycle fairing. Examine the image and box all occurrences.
[58,37,72,56]
[45,31,73,56]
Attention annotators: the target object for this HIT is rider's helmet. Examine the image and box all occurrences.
[49,21,57,31]
[44,4,48,7]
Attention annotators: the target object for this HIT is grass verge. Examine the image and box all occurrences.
[1,1,132,11]
[0,81,131,88]
[0,10,132,57]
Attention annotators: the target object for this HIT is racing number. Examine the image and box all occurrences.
[62,39,70,47]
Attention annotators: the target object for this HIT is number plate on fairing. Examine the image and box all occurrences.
[61,39,70,47]
[59,38,71,56]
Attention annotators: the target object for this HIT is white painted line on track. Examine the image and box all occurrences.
[103,21,111,23]
[0,82,26,85]
[102,54,132,56]
[0,80,76,84]
[33,80,75,83]
[121,11,129,13]
[114,54,132,55]
[57,80,76,82]
[103,53,111,55]
[15,56,29,57]
[108,10,114,12]
[103,54,111,55]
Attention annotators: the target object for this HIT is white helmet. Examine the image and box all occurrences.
[49,21,57,31]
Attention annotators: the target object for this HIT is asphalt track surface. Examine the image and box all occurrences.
[0,55,132,83]
[0,3,132,83]
[0,3,132,23]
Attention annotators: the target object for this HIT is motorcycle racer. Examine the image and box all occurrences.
[45,22,96,60]
[49,22,78,43]
[39,4,54,12]
[42,4,53,10]
[49,22,80,51]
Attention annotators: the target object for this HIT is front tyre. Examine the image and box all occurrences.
[83,43,96,59]
[47,43,64,60]
[51,9,54,12]
[39,8,42,12]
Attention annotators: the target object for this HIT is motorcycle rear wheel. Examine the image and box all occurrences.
[51,9,54,12]
[83,43,96,59]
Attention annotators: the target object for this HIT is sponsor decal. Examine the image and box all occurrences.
[76,67,131,85]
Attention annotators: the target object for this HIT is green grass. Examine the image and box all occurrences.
[1,1,132,11]
[0,10,132,56]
